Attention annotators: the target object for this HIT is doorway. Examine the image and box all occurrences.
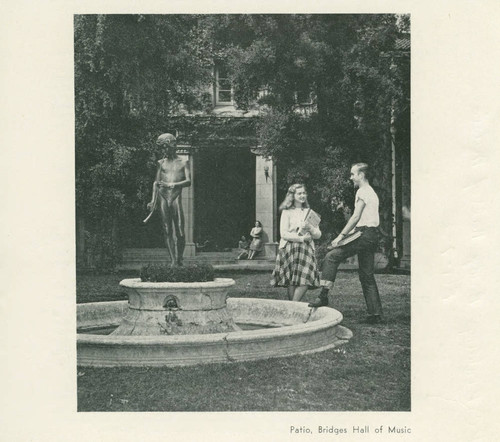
[194,145,256,251]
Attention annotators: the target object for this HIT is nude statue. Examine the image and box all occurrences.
[145,133,191,266]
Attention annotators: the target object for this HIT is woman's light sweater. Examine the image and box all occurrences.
[279,208,321,249]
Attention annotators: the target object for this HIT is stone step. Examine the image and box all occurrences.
[120,249,269,264]
[117,248,275,271]
[116,260,276,272]
[122,249,239,255]
[117,249,386,272]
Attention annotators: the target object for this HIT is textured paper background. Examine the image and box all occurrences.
[2,1,499,440]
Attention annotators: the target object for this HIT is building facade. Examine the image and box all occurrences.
[76,39,410,269]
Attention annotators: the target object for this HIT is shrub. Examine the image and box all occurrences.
[82,229,122,273]
[140,263,215,283]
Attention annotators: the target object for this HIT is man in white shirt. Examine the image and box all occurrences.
[309,163,383,324]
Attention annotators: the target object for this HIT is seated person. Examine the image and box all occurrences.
[248,221,263,260]
[237,236,249,260]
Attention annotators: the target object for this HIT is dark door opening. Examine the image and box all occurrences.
[194,145,256,251]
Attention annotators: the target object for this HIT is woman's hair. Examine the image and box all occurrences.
[255,220,262,227]
[279,184,310,211]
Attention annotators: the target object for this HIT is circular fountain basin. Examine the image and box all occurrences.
[77,296,353,367]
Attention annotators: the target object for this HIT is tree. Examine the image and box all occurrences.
[74,14,213,268]
[74,14,410,268]
[201,14,409,241]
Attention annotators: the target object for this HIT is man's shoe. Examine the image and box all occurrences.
[365,315,384,324]
[308,288,329,308]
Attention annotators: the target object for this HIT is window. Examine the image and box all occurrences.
[215,64,233,105]
[295,89,313,105]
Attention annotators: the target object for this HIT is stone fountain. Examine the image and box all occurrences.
[111,278,240,336]
[77,277,353,367]
[77,134,352,366]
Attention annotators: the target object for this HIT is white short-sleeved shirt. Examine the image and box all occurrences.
[355,185,379,227]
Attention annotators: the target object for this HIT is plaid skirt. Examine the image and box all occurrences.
[271,241,321,288]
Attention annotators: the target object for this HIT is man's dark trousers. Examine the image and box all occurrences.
[321,227,382,316]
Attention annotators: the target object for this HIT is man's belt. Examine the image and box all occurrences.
[355,226,378,231]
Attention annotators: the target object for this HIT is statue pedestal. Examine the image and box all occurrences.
[184,242,196,258]
[264,242,278,259]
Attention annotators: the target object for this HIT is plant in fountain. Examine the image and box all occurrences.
[140,263,215,282]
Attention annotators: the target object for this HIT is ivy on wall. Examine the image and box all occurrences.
[75,14,410,270]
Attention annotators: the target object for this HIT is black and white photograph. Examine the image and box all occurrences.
[74,14,411,412]
[2,1,499,441]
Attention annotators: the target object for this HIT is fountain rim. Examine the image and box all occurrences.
[77,298,344,345]
[119,277,235,289]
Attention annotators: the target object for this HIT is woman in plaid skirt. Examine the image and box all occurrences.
[271,184,321,301]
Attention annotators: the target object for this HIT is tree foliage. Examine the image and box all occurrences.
[75,14,215,268]
[75,14,213,215]
[198,14,410,236]
[75,14,410,268]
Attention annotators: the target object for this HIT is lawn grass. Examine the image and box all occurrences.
[77,270,410,412]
